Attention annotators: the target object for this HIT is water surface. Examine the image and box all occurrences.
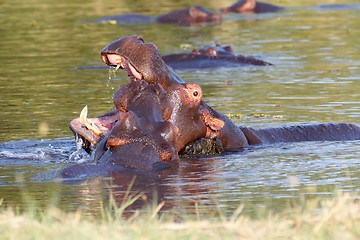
[1,0,360,215]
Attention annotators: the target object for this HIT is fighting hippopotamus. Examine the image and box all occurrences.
[94,80,179,165]
[99,35,360,150]
[162,44,272,69]
[92,6,221,26]
[69,35,360,174]
[69,80,179,171]
[220,0,285,14]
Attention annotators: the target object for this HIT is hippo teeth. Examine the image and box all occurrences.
[104,54,143,81]
[79,105,88,124]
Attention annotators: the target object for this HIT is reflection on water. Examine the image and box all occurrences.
[0,0,360,215]
[1,137,359,215]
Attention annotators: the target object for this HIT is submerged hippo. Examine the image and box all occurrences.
[162,44,272,69]
[220,0,285,14]
[92,6,221,26]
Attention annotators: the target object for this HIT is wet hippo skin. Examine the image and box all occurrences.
[239,123,360,145]
[162,44,272,69]
[96,80,179,164]
[220,0,285,14]
[68,35,360,175]
[69,80,180,171]
[92,6,221,26]
[101,36,208,152]
[99,35,360,151]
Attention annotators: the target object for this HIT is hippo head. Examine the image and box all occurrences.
[101,35,207,152]
[156,6,222,26]
[101,35,183,89]
[69,80,179,162]
[113,79,173,125]
[220,0,284,14]
[94,81,180,167]
[69,106,120,153]
[192,44,235,56]
[220,0,256,13]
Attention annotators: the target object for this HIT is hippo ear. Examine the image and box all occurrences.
[162,106,173,122]
[200,107,224,131]
[188,6,200,17]
[191,49,200,54]
[205,118,224,131]
[204,47,217,56]
[106,135,129,148]
[242,0,256,11]
[224,45,234,53]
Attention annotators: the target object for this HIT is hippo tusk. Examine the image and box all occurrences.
[115,64,121,71]
[114,58,122,71]
[80,105,88,124]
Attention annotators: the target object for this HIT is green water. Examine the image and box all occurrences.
[0,0,359,215]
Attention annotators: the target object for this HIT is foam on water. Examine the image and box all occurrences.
[0,138,91,164]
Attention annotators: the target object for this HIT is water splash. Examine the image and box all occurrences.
[0,139,74,163]
[68,135,92,163]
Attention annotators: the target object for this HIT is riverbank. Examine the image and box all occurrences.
[1,192,359,240]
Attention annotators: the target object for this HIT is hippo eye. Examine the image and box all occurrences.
[193,91,199,97]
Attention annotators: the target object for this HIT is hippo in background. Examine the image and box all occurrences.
[74,44,272,71]
[91,6,221,26]
[162,44,272,69]
[220,0,285,14]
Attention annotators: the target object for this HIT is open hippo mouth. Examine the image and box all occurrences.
[70,35,207,154]
[70,36,160,153]
[101,54,143,82]
[100,35,177,88]
[100,35,156,83]
[69,106,121,153]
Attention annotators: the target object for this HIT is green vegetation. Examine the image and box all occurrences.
[1,193,359,240]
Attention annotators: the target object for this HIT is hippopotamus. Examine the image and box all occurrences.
[92,6,221,26]
[99,35,360,152]
[220,0,285,14]
[67,35,360,176]
[316,4,360,10]
[162,44,272,69]
[101,36,208,152]
[69,80,179,171]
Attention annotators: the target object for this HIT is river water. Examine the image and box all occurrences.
[0,0,359,215]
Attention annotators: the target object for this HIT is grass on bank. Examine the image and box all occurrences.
[0,193,360,240]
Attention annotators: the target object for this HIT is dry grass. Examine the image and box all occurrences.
[0,193,360,240]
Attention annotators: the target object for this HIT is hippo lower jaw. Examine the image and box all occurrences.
[69,106,121,153]
[101,54,143,81]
